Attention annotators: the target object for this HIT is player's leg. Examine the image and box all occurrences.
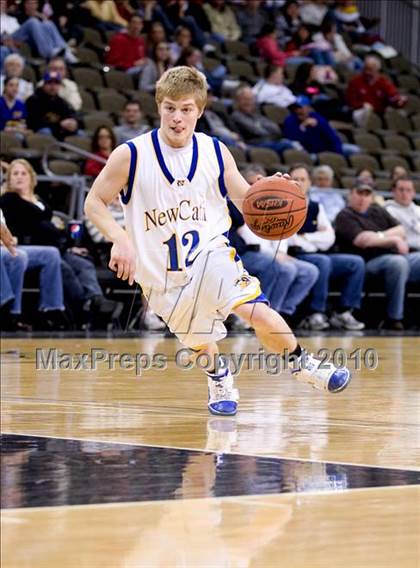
[189,342,239,416]
[234,302,351,393]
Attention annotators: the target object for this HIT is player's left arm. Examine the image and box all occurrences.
[221,143,293,213]
[221,144,249,213]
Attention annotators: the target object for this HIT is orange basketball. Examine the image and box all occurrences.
[242,176,307,240]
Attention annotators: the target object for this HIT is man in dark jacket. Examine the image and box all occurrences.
[335,183,420,329]
[25,71,79,139]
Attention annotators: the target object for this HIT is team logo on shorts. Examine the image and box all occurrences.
[234,274,252,289]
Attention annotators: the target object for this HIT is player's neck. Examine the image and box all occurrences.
[159,128,193,150]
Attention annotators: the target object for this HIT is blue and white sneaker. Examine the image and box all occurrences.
[207,370,239,416]
[291,352,351,393]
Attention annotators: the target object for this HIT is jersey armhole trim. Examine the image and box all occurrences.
[120,140,137,204]
[212,137,228,198]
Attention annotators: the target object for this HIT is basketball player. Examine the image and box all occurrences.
[85,66,351,416]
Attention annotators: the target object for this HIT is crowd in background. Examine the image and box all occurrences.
[0,0,419,332]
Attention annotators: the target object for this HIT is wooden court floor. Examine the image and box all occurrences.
[1,334,419,568]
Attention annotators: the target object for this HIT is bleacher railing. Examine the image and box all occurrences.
[42,142,106,219]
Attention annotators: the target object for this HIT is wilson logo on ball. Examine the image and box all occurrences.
[251,215,294,233]
[253,196,290,211]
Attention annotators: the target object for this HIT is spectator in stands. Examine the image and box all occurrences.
[139,41,172,94]
[390,165,409,184]
[346,55,407,125]
[334,1,383,48]
[289,164,366,331]
[161,0,206,48]
[81,0,127,31]
[105,13,147,74]
[231,85,295,158]
[313,20,363,70]
[84,125,116,177]
[41,57,82,111]
[0,77,28,136]
[311,165,346,222]
[13,0,78,63]
[169,25,193,65]
[286,23,333,66]
[356,167,376,187]
[114,0,135,21]
[0,165,67,331]
[335,182,420,329]
[0,53,33,101]
[252,64,296,109]
[146,21,167,55]
[256,23,311,67]
[26,71,79,140]
[196,88,246,149]
[0,158,122,328]
[203,0,241,42]
[236,0,268,44]
[289,61,346,121]
[1,210,30,330]
[283,96,358,156]
[384,178,420,251]
[275,0,303,47]
[299,0,329,29]
[114,101,150,145]
[227,164,319,328]
[176,46,227,95]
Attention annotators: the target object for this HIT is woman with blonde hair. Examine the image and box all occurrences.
[0,159,66,329]
[0,159,120,328]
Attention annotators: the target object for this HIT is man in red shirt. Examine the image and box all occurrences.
[346,55,407,125]
[105,14,146,73]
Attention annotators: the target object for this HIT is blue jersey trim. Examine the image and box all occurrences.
[151,128,198,186]
[245,292,270,306]
[120,140,137,204]
[212,137,228,198]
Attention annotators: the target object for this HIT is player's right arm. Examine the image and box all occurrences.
[84,144,136,285]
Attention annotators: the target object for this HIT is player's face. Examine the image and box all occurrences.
[159,96,203,148]
[9,163,32,194]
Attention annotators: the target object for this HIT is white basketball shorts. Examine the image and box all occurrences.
[143,243,266,348]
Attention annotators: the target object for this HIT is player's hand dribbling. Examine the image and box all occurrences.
[109,236,137,286]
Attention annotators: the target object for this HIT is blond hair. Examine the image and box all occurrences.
[155,66,208,111]
[5,159,37,195]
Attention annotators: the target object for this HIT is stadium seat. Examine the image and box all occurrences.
[224,40,251,59]
[384,109,412,132]
[226,60,257,83]
[382,134,413,154]
[26,133,57,152]
[283,149,313,166]
[0,132,24,159]
[97,91,127,114]
[349,154,380,171]
[248,148,282,171]
[48,160,81,176]
[318,152,348,176]
[22,65,37,84]
[80,89,97,111]
[75,47,102,65]
[262,104,289,125]
[72,67,104,90]
[227,145,248,168]
[381,155,411,172]
[64,136,92,153]
[397,75,420,92]
[131,92,158,118]
[81,27,104,49]
[353,132,383,154]
[83,112,115,132]
[104,69,135,91]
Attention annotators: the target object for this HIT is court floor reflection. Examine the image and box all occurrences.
[1,434,419,509]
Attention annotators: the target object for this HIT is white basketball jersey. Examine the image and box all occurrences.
[121,129,232,291]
